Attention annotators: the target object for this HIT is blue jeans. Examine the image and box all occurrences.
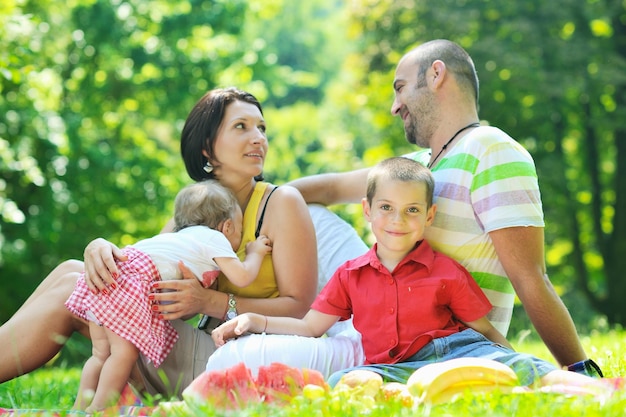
[328,328,557,387]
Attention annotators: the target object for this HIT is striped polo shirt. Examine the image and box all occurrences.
[404,125,544,336]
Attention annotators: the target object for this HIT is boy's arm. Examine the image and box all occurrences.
[214,235,272,287]
[211,310,339,347]
[464,317,514,350]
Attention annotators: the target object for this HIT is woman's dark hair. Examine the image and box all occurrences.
[181,87,264,182]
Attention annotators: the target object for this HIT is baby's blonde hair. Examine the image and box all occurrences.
[173,180,238,231]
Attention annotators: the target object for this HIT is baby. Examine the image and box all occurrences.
[65,179,271,412]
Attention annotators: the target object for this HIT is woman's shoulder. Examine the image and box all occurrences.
[264,183,307,206]
[260,183,311,226]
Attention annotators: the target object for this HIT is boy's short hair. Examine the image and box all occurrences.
[366,157,434,207]
[173,180,238,231]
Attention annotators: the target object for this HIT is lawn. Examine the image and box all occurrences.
[1,328,625,416]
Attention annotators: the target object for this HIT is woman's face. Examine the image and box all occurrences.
[210,100,268,181]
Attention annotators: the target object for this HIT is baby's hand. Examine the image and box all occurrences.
[246,235,272,256]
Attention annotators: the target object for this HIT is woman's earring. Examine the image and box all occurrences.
[203,161,213,174]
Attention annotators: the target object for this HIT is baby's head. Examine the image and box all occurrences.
[366,157,434,208]
[173,180,243,250]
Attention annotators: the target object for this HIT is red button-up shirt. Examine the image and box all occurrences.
[312,240,492,365]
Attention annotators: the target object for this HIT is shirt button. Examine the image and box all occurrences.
[389,307,394,314]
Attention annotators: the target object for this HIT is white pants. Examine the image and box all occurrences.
[205,204,367,376]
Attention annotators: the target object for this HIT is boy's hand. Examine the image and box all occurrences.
[211,313,255,347]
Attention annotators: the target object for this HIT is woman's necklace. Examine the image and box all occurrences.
[427,122,480,169]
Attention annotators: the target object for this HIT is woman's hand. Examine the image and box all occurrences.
[151,261,219,321]
[83,238,127,294]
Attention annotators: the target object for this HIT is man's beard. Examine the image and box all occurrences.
[405,116,429,148]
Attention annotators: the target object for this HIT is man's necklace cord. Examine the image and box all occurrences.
[427,122,480,169]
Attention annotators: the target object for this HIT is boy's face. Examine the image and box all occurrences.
[223,205,244,251]
[363,178,436,257]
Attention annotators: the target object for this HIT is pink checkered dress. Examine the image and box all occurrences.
[65,247,179,367]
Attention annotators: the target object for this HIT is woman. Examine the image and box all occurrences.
[0,88,365,399]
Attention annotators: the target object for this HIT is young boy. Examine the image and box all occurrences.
[66,180,272,412]
[212,157,608,391]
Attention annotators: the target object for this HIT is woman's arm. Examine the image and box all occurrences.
[236,185,318,318]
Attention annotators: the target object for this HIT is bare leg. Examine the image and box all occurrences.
[86,328,138,412]
[0,260,90,382]
[74,321,110,410]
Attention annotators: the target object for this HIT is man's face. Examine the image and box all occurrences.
[391,54,439,148]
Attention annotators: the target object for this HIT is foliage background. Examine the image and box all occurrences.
[1,0,625,358]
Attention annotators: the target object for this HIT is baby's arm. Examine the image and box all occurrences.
[211,309,339,347]
[464,317,514,350]
[214,235,272,287]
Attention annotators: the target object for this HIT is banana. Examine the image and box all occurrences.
[407,357,520,404]
[428,381,518,404]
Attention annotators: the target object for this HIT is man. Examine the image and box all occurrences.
[290,39,601,376]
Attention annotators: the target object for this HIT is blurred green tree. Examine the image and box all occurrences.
[2,0,625,331]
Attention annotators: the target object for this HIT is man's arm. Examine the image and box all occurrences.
[288,168,371,205]
[489,226,587,367]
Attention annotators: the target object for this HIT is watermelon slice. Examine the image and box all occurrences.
[182,362,261,409]
[183,362,328,408]
[302,367,327,388]
[256,362,327,403]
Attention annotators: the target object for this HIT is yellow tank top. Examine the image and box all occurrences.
[217,182,278,298]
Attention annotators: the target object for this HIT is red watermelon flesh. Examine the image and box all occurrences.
[301,367,327,388]
[182,362,261,409]
[256,362,327,403]
[183,362,328,408]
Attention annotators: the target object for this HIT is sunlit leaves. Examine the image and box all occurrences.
[590,19,613,37]
[561,22,576,39]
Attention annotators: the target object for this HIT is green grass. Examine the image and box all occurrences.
[1,328,625,416]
